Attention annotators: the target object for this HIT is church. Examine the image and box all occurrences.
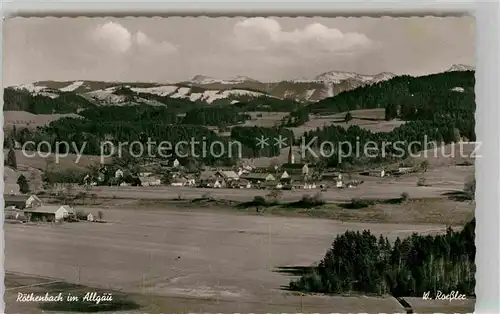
[279,146,314,184]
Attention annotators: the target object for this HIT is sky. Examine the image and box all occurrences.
[3,16,475,86]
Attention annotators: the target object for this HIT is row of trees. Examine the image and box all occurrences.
[302,115,472,168]
[290,218,475,297]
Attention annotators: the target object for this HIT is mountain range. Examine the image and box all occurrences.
[7,64,474,106]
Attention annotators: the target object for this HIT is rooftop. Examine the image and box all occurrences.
[4,194,29,202]
[24,205,65,214]
[216,170,239,179]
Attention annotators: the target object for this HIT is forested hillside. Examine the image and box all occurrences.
[4,88,97,114]
[302,71,475,166]
[309,71,474,115]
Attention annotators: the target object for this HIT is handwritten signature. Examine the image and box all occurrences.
[422,290,467,301]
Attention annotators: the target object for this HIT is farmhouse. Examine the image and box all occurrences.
[281,173,306,185]
[24,205,68,222]
[262,180,283,190]
[280,171,290,180]
[171,178,186,187]
[4,194,42,209]
[170,174,196,187]
[215,170,240,182]
[199,177,225,188]
[60,205,75,218]
[229,179,251,189]
[240,173,275,184]
[397,167,413,175]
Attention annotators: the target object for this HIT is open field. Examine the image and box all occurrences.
[5,207,474,313]
[240,111,288,127]
[4,110,82,129]
[289,109,406,137]
[70,195,473,226]
[4,149,110,171]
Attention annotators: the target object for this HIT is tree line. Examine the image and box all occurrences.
[290,218,475,297]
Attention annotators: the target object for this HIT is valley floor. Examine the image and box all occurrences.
[5,207,475,313]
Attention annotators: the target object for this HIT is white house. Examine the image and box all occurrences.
[140,176,161,186]
[26,195,43,208]
[280,171,290,180]
[213,180,223,188]
[304,182,317,189]
[171,179,185,187]
[173,159,180,168]
[398,167,413,174]
[60,205,74,218]
[237,168,249,177]
[115,169,124,178]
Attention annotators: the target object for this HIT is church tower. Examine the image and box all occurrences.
[288,145,295,164]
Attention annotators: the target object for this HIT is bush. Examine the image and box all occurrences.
[292,193,325,208]
[253,196,267,206]
[342,198,375,209]
[75,210,88,220]
[417,177,427,186]
[400,192,410,202]
[464,176,476,200]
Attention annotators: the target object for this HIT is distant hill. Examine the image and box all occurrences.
[5,64,473,113]
[5,69,399,111]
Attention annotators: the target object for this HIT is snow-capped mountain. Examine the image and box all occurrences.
[313,70,396,84]
[189,75,260,85]
[8,65,470,107]
[447,64,475,72]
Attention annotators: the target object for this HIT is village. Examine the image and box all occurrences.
[4,146,421,224]
[86,146,419,191]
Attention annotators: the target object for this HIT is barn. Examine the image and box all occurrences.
[4,194,42,209]
[24,206,68,222]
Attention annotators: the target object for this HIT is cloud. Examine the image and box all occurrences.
[135,31,178,55]
[232,18,371,54]
[92,22,132,53]
[91,22,177,55]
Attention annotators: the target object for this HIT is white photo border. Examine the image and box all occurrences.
[0,1,496,313]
